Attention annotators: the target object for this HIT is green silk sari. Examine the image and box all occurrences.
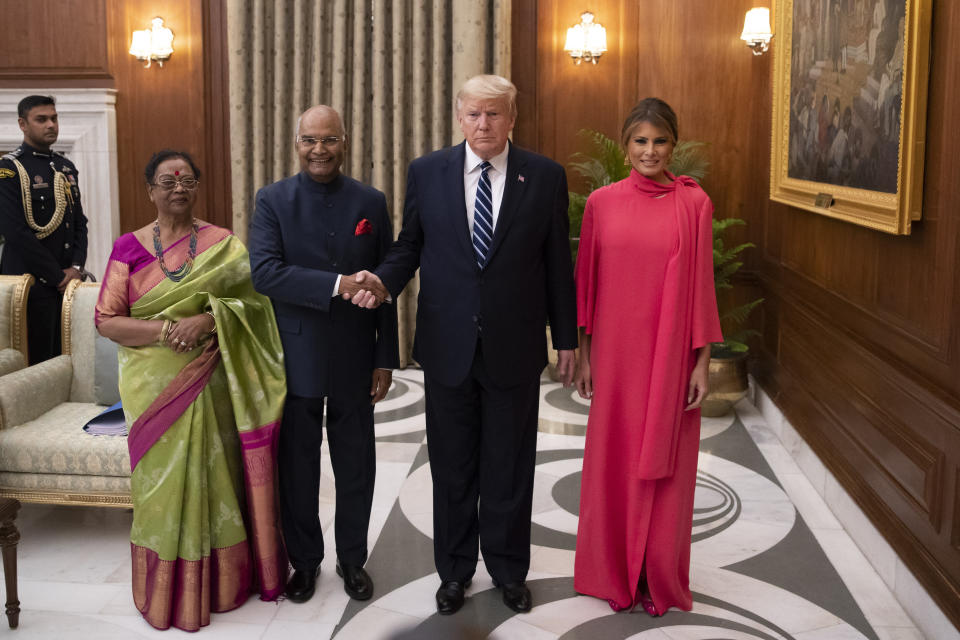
[97,226,287,631]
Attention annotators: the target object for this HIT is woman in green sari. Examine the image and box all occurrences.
[96,150,287,631]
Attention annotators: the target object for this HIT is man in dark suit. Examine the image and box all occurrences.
[248,105,399,604]
[349,75,577,614]
[0,95,88,363]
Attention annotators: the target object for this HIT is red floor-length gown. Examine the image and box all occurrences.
[573,169,722,613]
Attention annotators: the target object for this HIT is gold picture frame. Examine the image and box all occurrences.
[771,0,932,234]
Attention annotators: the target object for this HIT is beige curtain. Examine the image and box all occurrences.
[227,0,510,367]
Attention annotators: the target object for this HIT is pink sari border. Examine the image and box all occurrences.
[132,540,253,632]
[238,421,281,450]
[128,340,222,471]
[237,420,287,600]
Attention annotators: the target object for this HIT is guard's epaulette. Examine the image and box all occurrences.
[2,148,23,161]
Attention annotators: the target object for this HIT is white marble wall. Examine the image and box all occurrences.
[752,378,960,640]
[0,88,120,281]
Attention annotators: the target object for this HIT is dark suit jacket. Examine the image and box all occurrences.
[249,172,399,400]
[377,142,577,388]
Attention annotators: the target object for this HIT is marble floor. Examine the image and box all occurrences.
[8,369,935,638]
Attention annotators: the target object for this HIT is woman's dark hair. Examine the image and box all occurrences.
[620,98,679,147]
[144,150,202,184]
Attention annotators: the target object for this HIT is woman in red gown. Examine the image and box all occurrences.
[573,98,722,615]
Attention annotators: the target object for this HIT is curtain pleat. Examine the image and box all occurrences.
[227,0,510,366]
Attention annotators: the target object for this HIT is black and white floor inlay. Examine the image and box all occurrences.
[9,369,928,639]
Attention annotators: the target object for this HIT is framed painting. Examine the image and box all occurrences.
[770,0,932,234]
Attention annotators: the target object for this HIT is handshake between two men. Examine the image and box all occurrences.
[338,271,389,308]
[336,269,578,388]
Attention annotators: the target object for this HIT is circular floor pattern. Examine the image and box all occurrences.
[539,383,588,435]
[398,450,794,574]
[339,566,871,640]
[486,567,871,640]
[537,382,738,439]
[691,453,796,567]
[373,369,428,436]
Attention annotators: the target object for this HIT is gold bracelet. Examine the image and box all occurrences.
[159,319,172,344]
[204,311,217,334]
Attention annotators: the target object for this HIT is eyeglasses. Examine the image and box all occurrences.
[151,177,199,191]
[297,135,343,147]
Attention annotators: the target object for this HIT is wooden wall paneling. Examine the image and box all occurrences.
[778,304,947,523]
[536,0,638,183]
[0,0,111,83]
[779,208,879,305]
[873,0,960,353]
[754,0,960,624]
[108,0,211,233]
[200,0,232,231]
[758,334,960,617]
[511,0,539,149]
[874,218,952,349]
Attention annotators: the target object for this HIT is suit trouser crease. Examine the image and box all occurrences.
[278,393,376,571]
[424,343,540,584]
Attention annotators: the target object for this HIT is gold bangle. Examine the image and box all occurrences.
[159,319,172,344]
[204,311,217,334]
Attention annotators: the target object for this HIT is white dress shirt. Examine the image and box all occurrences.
[464,143,509,236]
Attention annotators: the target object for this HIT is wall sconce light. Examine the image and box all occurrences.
[564,12,607,64]
[741,8,773,55]
[129,17,175,68]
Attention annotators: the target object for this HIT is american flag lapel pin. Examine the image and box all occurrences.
[518,174,525,183]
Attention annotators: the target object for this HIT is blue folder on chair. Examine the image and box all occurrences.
[82,402,127,436]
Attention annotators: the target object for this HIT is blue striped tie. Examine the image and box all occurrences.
[472,161,493,267]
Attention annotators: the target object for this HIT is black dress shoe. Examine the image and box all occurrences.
[336,563,374,601]
[435,579,471,615]
[285,566,320,603]
[494,580,532,613]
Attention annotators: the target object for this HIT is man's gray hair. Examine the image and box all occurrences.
[455,75,518,118]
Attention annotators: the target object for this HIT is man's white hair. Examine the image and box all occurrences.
[455,75,518,118]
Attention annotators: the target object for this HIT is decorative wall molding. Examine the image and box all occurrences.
[753,381,959,640]
[0,88,120,281]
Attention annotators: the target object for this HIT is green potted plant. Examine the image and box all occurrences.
[565,130,762,414]
[701,218,763,416]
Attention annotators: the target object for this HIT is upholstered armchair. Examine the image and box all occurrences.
[0,275,32,377]
[0,281,130,507]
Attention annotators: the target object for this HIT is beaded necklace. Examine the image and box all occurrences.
[153,218,198,282]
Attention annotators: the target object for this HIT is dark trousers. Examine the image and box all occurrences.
[26,292,61,364]
[278,393,376,571]
[424,344,541,584]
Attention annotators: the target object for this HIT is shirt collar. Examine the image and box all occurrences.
[464,142,509,176]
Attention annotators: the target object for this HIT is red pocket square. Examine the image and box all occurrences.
[355,218,373,236]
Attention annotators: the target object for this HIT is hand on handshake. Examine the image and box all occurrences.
[340,271,389,309]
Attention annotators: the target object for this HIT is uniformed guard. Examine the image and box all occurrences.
[0,95,89,364]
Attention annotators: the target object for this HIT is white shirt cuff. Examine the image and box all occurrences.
[332,274,342,298]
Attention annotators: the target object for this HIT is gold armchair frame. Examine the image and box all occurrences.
[0,274,33,362]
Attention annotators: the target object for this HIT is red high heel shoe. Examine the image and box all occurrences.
[638,592,661,617]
